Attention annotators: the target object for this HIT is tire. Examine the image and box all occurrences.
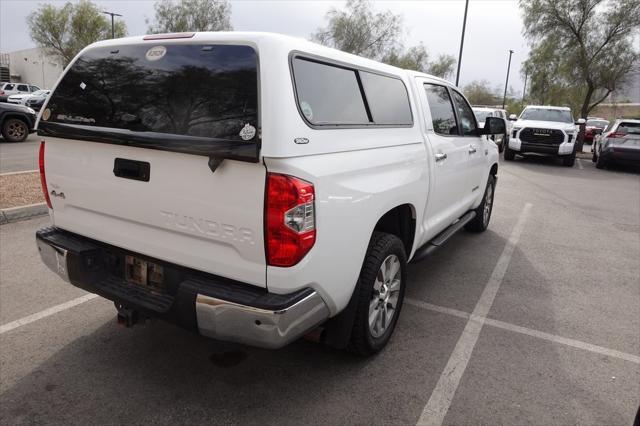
[1,118,29,142]
[562,154,575,167]
[503,143,515,161]
[595,154,607,169]
[465,174,496,233]
[348,231,407,356]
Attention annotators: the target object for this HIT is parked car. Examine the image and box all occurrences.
[0,82,41,102]
[35,32,503,355]
[7,89,50,105]
[0,102,37,142]
[584,117,609,145]
[507,105,584,166]
[592,119,640,169]
[24,91,50,111]
[472,106,508,152]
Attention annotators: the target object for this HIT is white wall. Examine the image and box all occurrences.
[7,47,63,89]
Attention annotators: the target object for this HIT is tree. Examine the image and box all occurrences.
[27,0,127,67]
[427,54,457,80]
[463,80,499,106]
[147,0,233,33]
[312,0,403,61]
[313,0,457,78]
[520,0,640,119]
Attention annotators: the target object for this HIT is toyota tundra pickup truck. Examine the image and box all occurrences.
[35,32,503,355]
[506,105,585,167]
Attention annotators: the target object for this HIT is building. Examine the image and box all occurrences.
[0,47,63,89]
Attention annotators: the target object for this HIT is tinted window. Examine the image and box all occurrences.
[2,84,13,90]
[360,72,412,125]
[424,84,458,136]
[292,58,368,125]
[17,84,28,92]
[30,85,40,92]
[520,108,573,123]
[617,122,640,134]
[41,44,259,160]
[587,119,608,128]
[451,90,478,136]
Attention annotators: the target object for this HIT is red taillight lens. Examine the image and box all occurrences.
[608,132,626,138]
[39,140,52,209]
[266,173,315,267]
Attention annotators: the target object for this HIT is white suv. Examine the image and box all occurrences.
[506,105,584,167]
[35,32,503,355]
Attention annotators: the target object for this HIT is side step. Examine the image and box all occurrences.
[410,211,476,263]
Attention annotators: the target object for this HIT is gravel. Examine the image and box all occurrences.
[0,172,44,209]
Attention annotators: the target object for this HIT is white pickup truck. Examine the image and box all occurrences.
[36,32,503,355]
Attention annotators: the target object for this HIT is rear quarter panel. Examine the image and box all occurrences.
[265,142,427,315]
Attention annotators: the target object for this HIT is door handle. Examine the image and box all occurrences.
[468,145,477,154]
[435,153,447,162]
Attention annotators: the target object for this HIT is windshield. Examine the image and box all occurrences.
[520,108,573,123]
[32,90,48,96]
[618,122,640,134]
[473,110,494,122]
[587,119,608,128]
[39,43,259,162]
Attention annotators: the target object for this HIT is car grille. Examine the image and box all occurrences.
[519,128,564,144]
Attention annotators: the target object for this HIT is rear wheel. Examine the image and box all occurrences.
[348,231,406,356]
[465,174,496,233]
[1,118,28,142]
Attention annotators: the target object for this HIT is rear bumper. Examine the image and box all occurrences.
[36,227,329,349]
[600,149,640,164]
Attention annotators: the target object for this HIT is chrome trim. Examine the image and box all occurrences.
[36,239,70,282]
[195,290,330,349]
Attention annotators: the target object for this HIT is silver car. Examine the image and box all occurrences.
[592,119,640,169]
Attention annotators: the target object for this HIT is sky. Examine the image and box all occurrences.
[0,0,530,93]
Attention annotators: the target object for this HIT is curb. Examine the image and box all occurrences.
[0,203,48,224]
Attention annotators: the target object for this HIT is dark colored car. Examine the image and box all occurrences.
[0,102,37,142]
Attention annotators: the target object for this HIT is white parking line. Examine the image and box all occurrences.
[405,299,640,365]
[0,294,98,334]
[576,158,584,170]
[416,202,532,426]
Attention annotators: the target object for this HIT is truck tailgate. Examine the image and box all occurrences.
[45,138,266,287]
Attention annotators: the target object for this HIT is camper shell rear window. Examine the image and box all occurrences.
[39,43,259,162]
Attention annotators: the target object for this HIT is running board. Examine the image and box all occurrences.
[410,211,476,263]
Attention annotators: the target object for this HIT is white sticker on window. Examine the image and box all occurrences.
[145,46,166,61]
[239,123,256,141]
[300,101,313,120]
[79,82,86,90]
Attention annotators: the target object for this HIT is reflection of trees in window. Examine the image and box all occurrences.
[47,49,257,141]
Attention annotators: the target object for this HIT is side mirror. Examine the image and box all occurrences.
[576,118,586,125]
[481,117,506,135]
[509,114,518,121]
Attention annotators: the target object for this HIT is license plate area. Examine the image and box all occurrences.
[125,255,164,291]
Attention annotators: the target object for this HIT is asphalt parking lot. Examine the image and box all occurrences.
[1,154,638,425]
[0,134,40,173]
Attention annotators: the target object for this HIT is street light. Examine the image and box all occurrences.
[502,49,514,109]
[455,0,469,87]
[102,11,123,39]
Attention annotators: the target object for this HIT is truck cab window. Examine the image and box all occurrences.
[451,90,478,136]
[424,84,458,136]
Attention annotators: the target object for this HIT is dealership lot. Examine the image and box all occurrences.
[1,156,638,425]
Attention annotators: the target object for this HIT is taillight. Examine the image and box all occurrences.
[39,140,52,209]
[608,132,626,138]
[266,173,315,267]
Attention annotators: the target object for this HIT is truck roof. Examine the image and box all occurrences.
[83,31,451,86]
[524,105,572,111]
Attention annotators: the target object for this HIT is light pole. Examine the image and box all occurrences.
[502,49,514,109]
[455,0,469,87]
[102,11,123,39]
